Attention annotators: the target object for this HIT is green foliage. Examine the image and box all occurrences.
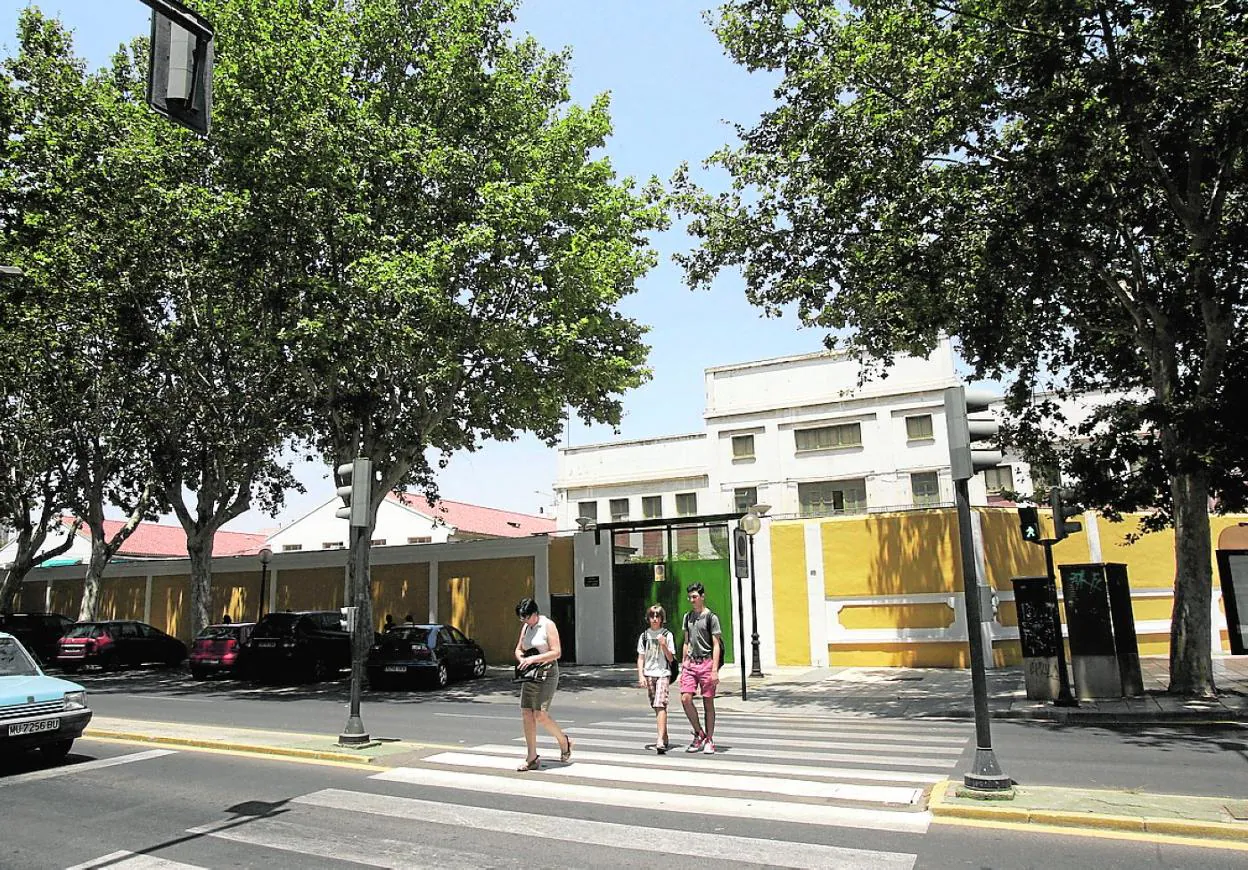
[677,1,1248,694]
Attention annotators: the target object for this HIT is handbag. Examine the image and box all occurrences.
[513,647,552,683]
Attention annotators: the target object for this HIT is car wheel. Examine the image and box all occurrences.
[40,740,73,763]
[99,652,119,672]
[471,655,486,678]
[433,662,449,688]
[60,664,80,675]
[367,674,387,691]
[190,667,208,681]
[310,658,331,682]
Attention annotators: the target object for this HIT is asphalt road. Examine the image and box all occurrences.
[2,736,1243,870]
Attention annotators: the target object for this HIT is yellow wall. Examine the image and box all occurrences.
[49,579,84,620]
[438,557,535,663]
[549,536,574,596]
[838,603,955,630]
[150,575,189,640]
[19,580,46,612]
[823,511,961,598]
[97,576,146,621]
[769,521,810,665]
[277,567,344,613]
[371,563,430,631]
[212,571,260,625]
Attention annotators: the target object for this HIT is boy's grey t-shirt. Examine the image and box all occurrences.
[684,609,722,659]
[637,628,675,677]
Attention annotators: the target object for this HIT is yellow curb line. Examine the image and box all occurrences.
[84,728,451,769]
[928,779,1248,843]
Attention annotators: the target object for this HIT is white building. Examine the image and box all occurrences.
[556,341,1052,525]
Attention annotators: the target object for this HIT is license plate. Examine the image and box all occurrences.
[256,640,276,648]
[384,665,407,673]
[9,718,58,736]
[201,658,219,665]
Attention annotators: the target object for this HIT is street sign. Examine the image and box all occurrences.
[734,527,750,578]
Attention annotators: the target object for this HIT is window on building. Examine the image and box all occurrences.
[984,465,1014,495]
[322,541,344,549]
[797,479,867,517]
[281,544,302,552]
[609,498,630,522]
[371,538,386,546]
[905,414,934,440]
[642,496,662,519]
[577,501,598,522]
[731,434,755,459]
[911,472,940,506]
[734,487,759,513]
[407,536,432,544]
[794,422,862,451]
[675,492,698,516]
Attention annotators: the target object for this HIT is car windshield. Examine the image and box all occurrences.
[252,614,300,637]
[196,626,238,640]
[63,623,103,639]
[0,637,39,676]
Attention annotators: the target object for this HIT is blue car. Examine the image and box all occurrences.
[0,631,92,762]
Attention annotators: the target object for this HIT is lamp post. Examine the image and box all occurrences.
[257,547,272,623]
[741,504,770,678]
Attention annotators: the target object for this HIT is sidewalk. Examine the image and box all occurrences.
[712,655,1248,722]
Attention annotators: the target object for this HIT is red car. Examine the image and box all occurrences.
[55,620,187,673]
[189,623,254,680]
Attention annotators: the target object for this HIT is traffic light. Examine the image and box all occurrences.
[144,0,214,136]
[1017,506,1041,544]
[1050,486,1083,541]
[943,386,1004,481]
[335,457,373,527]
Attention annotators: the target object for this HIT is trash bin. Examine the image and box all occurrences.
[1011,576,1065,701]
[1058,562,1143,699]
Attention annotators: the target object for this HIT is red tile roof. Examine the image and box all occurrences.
[66,518,269,558]
[390,494,555,538]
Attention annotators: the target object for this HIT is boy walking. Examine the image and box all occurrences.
[679,582,722,754]
[637,605,675,753]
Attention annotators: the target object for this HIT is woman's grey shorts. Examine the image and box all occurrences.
[519,663,560,711]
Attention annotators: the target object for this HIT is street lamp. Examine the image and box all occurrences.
[741,503,770,678]
[574,516,597,531]
[257,547,272,623]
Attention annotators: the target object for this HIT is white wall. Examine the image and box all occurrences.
[264,499,454,554]
[572,529,614,664]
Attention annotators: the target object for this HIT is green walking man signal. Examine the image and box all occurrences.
[1017,506,1041,544]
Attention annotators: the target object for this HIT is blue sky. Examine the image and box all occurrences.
[2,1,828,531]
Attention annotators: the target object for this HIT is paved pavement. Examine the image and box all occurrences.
[80,654,1248,848]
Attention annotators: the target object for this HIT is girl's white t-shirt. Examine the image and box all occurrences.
[522,615,552,654]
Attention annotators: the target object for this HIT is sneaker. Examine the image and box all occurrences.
[656,743,667,755]
[685,734,706,753]
[702,739,716,755]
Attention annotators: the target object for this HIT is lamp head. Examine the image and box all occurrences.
[259,546,273,564]
[575,517,597,531]
[750,503,772,516]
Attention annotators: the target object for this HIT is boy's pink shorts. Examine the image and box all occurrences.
[678,657,717,698]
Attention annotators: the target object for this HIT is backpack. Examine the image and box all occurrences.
[683,609,723,669]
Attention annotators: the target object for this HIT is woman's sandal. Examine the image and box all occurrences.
[517,756,540,771]
[560,736,574,763]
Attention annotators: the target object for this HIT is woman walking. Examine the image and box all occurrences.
[514,597,572,771]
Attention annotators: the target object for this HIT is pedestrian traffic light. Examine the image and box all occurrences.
[1050,486,1083,542]
[943,386,1004,481]
[1017,506,1041,544]
[335,457,373,527]
[143,0,214,136]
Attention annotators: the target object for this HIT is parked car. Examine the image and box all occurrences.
[366,623,487,689]
[0,612,74,664]
[1,631,92,762]
[54,620,187,673]
[189,622,255,680]
[243,611,350,682]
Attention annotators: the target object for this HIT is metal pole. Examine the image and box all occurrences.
[339,525,370,745]
[736,571,747,701]
[1044,541,1079,707]
[257,561,269,623]
[748,533,764,678]
[953,477,1011,792]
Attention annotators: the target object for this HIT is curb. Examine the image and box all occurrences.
[928,780,1248,842]
[84,728,390,766]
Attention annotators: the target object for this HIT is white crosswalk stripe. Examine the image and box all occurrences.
[163,715,963,868]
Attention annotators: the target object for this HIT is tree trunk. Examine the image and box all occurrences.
[186,532,215,638]
[1168,469,1216,697]
[347,518,376,665]
[78,533,109,621]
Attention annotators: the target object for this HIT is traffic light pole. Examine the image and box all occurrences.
[339,523,371,746]
[953,476,1012,793]
[1042,540,1079,707]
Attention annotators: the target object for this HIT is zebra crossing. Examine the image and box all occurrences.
[69,712,972,869]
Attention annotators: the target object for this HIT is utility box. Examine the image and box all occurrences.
[1011,576,1064,700]
[1059,563,1144,699]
